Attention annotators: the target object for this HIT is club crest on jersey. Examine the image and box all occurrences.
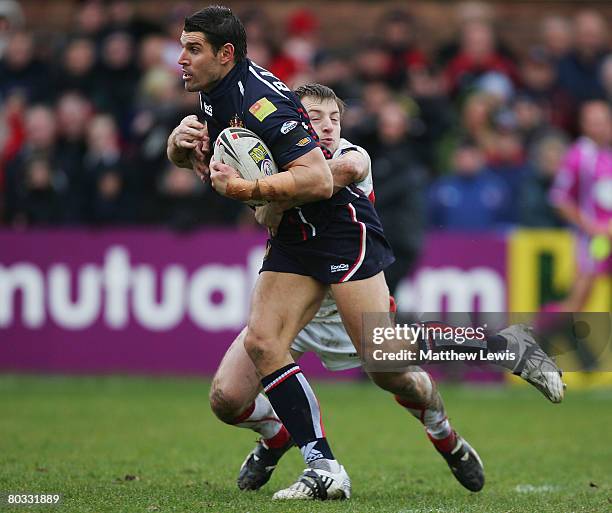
[296,137,312,147]
[229,114,244,128]
[249,97,277,121]
[280,120,298,134]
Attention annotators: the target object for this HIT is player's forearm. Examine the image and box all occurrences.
[329,156,366,193]
[225,166,332,203]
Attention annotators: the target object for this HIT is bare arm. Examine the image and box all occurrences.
[271,149,369,211]
[255,150,370,233]
[210,147,333,203]
[328,150,369,194]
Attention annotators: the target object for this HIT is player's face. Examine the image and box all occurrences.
[301,97,341,154]
[178,31,224,93]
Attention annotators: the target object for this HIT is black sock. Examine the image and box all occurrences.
[262,363,334,464]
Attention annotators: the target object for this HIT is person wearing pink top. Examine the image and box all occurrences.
[549,101,612,311]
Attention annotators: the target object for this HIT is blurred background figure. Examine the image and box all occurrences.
[429,140,511,231]
[369,101,426,294]
[539,15,573,62]
[548,101,612,311]
[556,10,609,115]
[0,0,24,59]
[519,135,568,228]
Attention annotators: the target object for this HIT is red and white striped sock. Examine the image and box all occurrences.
[231,393,291,449]
[394,374,456,453]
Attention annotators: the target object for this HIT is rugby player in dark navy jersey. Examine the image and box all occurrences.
[167,5,396,500]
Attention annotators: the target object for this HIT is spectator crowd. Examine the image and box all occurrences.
[1,0,611,242]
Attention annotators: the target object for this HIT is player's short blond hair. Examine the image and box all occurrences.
[294,83,346,117]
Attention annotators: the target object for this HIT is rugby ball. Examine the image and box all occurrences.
[213,127,278,206]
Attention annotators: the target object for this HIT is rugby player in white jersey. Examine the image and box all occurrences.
[207,84,565,500]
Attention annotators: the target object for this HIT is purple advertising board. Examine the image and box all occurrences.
[0,229,507,378]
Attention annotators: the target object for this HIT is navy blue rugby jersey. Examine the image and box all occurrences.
[199,59,360,241]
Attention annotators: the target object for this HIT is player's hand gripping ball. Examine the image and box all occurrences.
[212,127,279,206]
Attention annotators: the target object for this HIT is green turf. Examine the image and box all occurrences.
[1,375,611,513]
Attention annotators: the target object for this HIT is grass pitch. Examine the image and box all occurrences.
[1,375,611,513]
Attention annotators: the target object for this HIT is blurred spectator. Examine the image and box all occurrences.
[429,140,511,230]
[379,10,427,89]
[97,31,138,127]
[156,164,243,230]
[517,47,574,132]
[74,0,108,45]
[312,51,359,102]
[519,135,568,228]
[444,20,518,97]
[354,39,391,86]
[513,94,557,153]
[0,0,24,58]
[436,1,501,66]
[487,129,528,223]
[556,10,609,107]
[0,31,48,102]
[106,0,162,43]
[156,164,206,230]
[4,105,68,224]
[12,157,65,226]
[53,38,99,101]
[82,114,133,222]
[0,92,26,197]
[459,92,498,158]
[342,81,393,151]
[540,16,573,61]
[406,67,454,173]
[370,102,426,293]
[283,9,319,73]
[243,8,299,85]
[55,92,93,221]
[89,169,133,225]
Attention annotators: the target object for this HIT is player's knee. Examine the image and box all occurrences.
[243,328,274,367]
[209,380,245,424]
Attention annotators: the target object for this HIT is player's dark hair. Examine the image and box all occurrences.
[184,5,247,62]
[294,83,346,116]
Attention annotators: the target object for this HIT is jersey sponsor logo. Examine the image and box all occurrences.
[248,143,270,165]
[296,137,312,147]
[330,263,350,273]
[249,97,277,121]
[280,120,298,134]
[202,101,213,116]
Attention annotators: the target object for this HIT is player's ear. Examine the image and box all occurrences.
[219,43,235,64]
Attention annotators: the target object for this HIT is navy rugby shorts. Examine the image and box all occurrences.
[260,195,395,284]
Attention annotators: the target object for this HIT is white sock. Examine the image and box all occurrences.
[232,393,283,440]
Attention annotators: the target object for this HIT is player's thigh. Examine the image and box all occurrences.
[210,328,261,418]
[247,271,327,351]
[331,271,390,349]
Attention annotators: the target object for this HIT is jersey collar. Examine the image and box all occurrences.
[206,59,249,102]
